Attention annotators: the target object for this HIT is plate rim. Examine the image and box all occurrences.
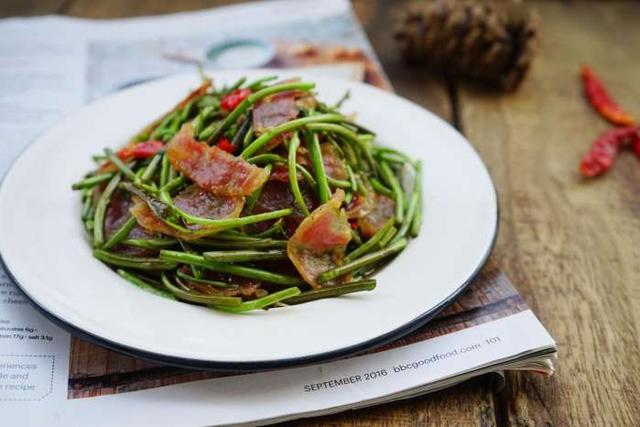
[0,71,499,371]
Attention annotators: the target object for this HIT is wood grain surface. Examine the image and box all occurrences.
[457,3,640,425]
[2,1,639,425]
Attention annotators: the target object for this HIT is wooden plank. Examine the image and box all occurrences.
[352,0,452,122]
[0,0,68,16]
[64,0,249,18]
[458,2,640,425]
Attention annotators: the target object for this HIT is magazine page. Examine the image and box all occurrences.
[0,1,555,425]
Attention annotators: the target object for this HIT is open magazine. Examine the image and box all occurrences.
[0,1,556,425]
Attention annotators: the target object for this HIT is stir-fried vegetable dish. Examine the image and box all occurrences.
[72,75,422,312]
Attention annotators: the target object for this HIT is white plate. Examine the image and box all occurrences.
[0,70,497,369]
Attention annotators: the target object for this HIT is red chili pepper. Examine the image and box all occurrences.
[634,138,640,158]
[579,127,639,177]
[217,138,235,154]
[117,141,164,160]
[220,88,251,112]
[348,218,358,230]
[582,65,635,127]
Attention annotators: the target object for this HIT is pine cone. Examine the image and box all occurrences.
[394,0,538,91]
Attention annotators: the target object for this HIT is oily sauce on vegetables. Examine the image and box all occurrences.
[72,75,422,312]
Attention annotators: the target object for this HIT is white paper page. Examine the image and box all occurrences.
[0,269,71,405]
[0,33,82,408]
[0,36,85,174]
[3,310,553,426]
[0,0,376,101]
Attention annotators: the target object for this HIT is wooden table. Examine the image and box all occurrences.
[2,1,639,425]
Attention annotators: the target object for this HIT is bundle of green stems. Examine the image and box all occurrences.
[73,75,422,313]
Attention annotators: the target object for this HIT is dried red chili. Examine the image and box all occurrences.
[582,65,635,127]
[579,126,639,177]
[220,88,251,112]
[634,138,640,158]
[216,137,235,154]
